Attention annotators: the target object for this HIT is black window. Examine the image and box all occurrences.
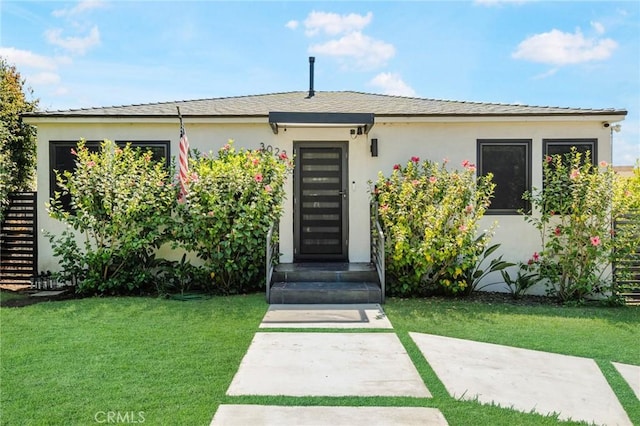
[478,140,531,214]
[541,139,597,214]
[49,140,170,210]
[543,139,597,165]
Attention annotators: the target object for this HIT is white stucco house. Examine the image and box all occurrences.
[24,88,627,300]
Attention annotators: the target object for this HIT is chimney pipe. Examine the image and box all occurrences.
[307,56,315,98]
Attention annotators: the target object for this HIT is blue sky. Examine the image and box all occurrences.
[1,0,638,164]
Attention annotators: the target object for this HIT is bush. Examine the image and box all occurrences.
[523,150,623,302]
[172,141,292,294]
[372,157,496,296]
[47,140,177,295]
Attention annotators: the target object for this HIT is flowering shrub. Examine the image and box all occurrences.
[373,157,496,296]
[48,140,177,295]
[172,141,292,294]
[523,149,629,302]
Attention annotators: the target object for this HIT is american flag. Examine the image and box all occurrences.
[178,108,189,202]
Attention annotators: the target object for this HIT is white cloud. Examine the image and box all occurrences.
[532,67,558,80]
[28,71,61,85]
[369,72,417,97]
[0,47,59,70]
[512,28,617,66]
[304,11,372,36]
[285,20,299,30]
[45,25,100,55]
[52,0,106,18]
[591,21,605,35]
[309,32,395,69]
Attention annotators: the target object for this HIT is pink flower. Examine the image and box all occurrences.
[380,204,389,212]
[222,144,230,151]
[462,160,470,167]
[87,160,96,168]
[545,155,552,164]
[412,179,420,186]
[570,169,580,180]
[465,204,473,214]
[590,236,601,246]
[207,211,214,217]
[532,252,540,262]
[114,147,123,155]
[468,165,476,172]
[279,151,288,160]
[429,176,437,184]
[554,227,561,236]
[190,172,199,182]
[71,148,77,156]
[254,173,263,183]
[458,224,468,232]
[443,157,449,164]
[599,161,608,168]
[251,157,260,166]
[411,156,420,163]
[393,164,401,171]
[264,184,272,193]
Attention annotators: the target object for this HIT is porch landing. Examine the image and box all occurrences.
[268,263,382,304]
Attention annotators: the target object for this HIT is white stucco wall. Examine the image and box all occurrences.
[31,115,620,292]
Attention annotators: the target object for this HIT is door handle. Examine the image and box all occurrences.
[338,190,347,199]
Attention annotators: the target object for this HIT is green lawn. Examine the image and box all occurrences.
[1,294,638,425]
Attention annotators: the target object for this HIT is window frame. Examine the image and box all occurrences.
[477,139,532,215]
[542,139,597,165]
[49,140,171,209]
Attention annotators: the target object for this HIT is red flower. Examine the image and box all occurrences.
[411,156,420,163]
[554,227,561,236]
[532,252,540,262]
[393,164,401,170]
[279,151,288,160]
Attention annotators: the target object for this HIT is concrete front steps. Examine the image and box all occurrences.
[268,263,382,304]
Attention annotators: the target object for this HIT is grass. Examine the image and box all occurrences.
[1,294,638,425]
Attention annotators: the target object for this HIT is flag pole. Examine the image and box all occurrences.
[177,106,189,202]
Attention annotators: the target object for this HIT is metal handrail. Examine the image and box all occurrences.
[370,203,386,303]
[265,222,277,302]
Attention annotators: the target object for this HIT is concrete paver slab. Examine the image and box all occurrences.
[613,362,640,400]
[260,304,392,329]
[210,405,448,426]
[227,332,431,397]
[410,332,632,426]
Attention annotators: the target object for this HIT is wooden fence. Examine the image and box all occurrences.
[0,192,37,286]
[614,211,640,305]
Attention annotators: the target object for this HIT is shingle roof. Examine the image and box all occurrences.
[25,91,627,118]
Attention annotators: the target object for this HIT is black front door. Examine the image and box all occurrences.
[294,142,348,261]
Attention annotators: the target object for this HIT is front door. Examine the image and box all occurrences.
[294,142,348,262]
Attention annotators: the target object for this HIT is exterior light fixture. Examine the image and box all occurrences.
[370,138,378,157]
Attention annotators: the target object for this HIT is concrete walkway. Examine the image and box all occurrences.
[211,304,636,426]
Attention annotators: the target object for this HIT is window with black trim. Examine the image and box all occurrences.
[542,139,597,214]
[49,140,170,210]
[478,139,531,214]
[543,139,596,165]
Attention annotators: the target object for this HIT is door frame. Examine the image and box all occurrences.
[293,141,349,262]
